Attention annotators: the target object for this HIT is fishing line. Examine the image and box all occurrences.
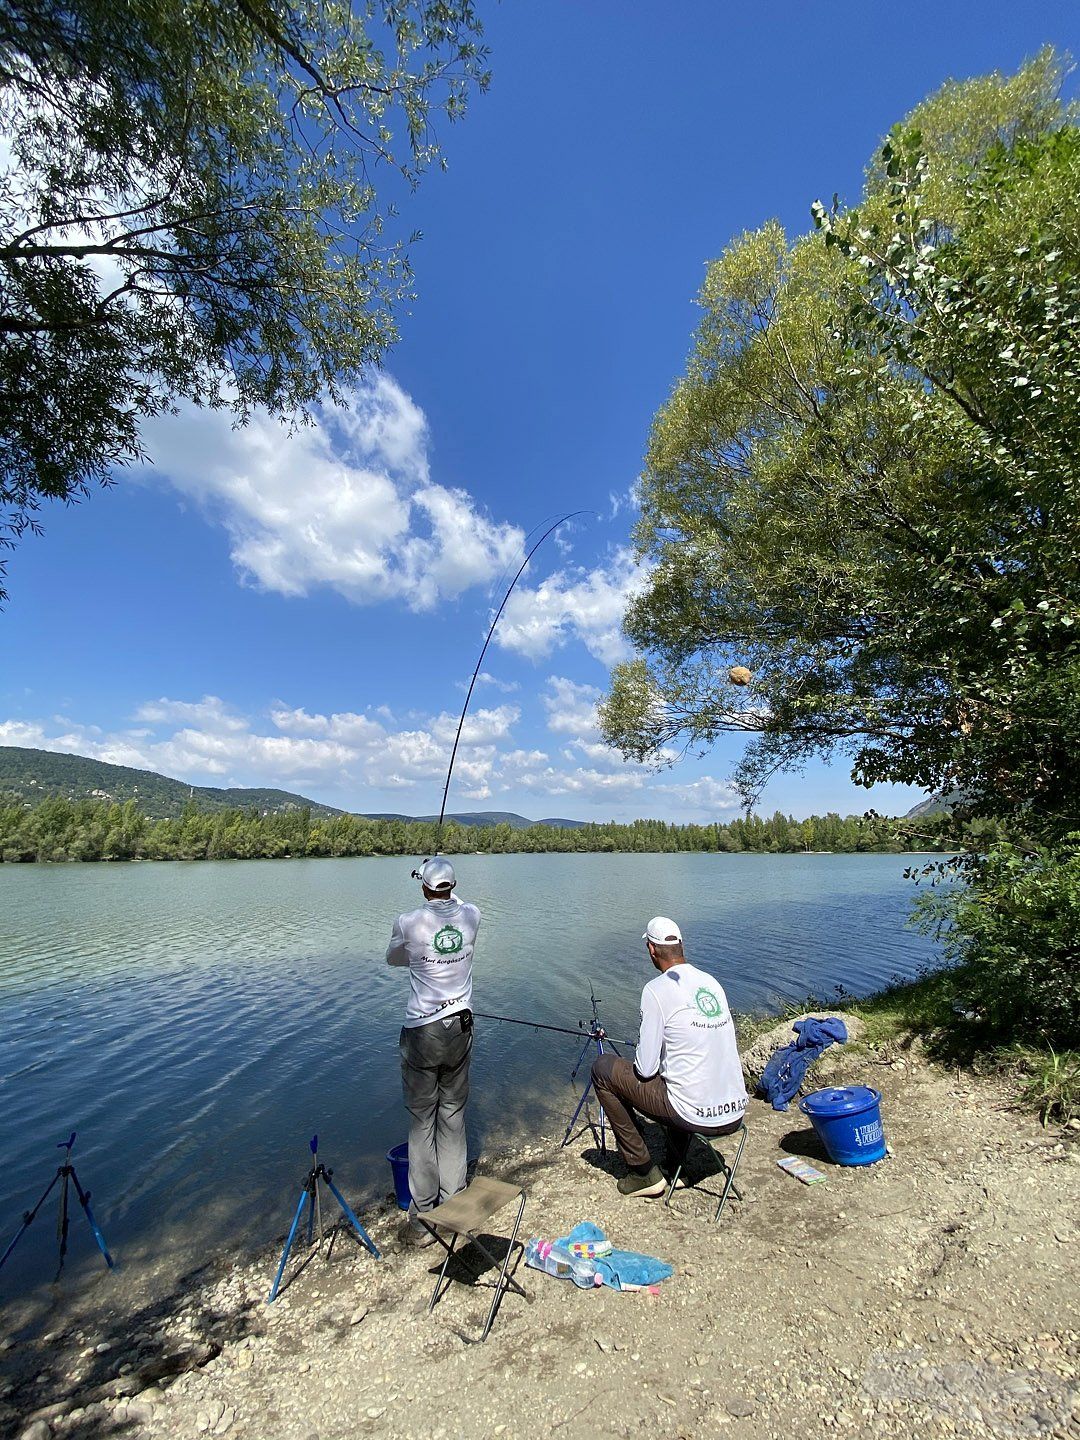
[432,509,587,847]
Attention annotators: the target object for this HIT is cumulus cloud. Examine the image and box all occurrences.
[654,775,742,814]
[472,673,520,694]
[134,695,248,733]
[539,675,680,777]
[137,375,524,611]
[0,695,522,801]
[269,705,385,744]
[495,548,649,664]
[1,691,742,820]
[542,675,602,737]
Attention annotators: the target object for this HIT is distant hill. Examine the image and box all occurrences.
[0,746,344,820]
[905,790,963,821]
[364,809,533,828]
[0,747,589,828]
[364,810,586,830]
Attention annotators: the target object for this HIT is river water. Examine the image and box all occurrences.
[0,852,936,1300]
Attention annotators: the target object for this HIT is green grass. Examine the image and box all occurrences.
[994,1044,1080,1126]
[841,968,961,1051]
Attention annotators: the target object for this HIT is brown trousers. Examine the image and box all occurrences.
[591,1053,743,1172]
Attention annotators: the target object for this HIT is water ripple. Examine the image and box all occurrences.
[0,852,938,1295]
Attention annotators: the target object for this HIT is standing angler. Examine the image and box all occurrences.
[386,858,480,1239]
[591,917,747,1197]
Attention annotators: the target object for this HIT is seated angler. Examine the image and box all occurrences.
[591,917,747,1197]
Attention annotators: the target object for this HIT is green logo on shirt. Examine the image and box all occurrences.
[433,925,464,955]
[695,987,722,1019]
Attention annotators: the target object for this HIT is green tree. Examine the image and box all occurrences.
[0,0,488,591]
[600,52,1078,843]
[916,837,1080,1046]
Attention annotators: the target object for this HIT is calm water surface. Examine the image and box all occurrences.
[0,852,936,1297]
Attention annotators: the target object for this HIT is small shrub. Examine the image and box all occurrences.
[915,839,1080,1049]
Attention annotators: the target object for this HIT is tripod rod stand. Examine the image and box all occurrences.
[561,1021,622,1150]
[268,1135,380,1303]
[560,983,625,1151]
[0,1132,114,1280]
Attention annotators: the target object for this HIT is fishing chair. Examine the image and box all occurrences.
[416,1175,531,1342]
[663,1121,747,1222]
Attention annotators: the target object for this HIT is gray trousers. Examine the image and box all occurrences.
[399,1012,472,1213]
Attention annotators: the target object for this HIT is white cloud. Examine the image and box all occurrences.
[431,704,519,746]
[1,692,742,821]
[269,705,385,744]
[1,692,517,800]
[472,673,520,694]
[654,775,742,814]
[513,764,645,798]
[495,548,649,664]
[137,375,524,611]
[608,484,639,519]
[0,719,75,750]
[134,695,248,733]
[542,675,601,737]
[540,675,679,774]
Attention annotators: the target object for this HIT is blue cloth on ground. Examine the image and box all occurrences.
[757,1016,848,1112]
[558,1222,673,1291]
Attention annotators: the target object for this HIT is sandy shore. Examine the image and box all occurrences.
[3,1037,1078,1440]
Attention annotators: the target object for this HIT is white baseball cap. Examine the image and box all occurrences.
[421,857,456,893]
[643,916,682,945]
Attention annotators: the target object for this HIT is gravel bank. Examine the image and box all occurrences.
[2,1040,1078,1440]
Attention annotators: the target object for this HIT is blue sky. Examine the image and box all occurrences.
[2,3,1077,822]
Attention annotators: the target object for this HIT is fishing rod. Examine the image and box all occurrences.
[427,510,586,855]
[472,1010,634,1048]
[475,981,634,1151]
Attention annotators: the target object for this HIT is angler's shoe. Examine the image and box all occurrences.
[407,1221,440,1248]
[617,1165,667,1199]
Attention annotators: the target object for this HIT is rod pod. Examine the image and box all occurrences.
[268,1135,380,1303]
[0,1132,114,1280]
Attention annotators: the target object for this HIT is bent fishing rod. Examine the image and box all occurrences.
[412,509,586,872]
[412,510,643,1047]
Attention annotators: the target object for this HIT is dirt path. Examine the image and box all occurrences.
[3,1044,1079,1440]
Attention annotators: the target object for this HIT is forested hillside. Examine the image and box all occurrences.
[0,746,343,819]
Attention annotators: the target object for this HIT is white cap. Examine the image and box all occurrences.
[421,857,456,893]
[643,916,682,945]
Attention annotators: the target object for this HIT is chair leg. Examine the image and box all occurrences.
[665,1130,716,1208]
[480,1193,527,1342]
[428,1231,458,1314]
[714,1123,747,1222]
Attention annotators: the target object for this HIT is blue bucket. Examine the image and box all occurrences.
[799,1086,887,1166]
[386,1143,411,1209]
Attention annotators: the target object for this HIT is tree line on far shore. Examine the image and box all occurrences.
[0,794,970,864]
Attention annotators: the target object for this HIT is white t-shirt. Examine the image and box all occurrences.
[386,895,480,1029]
[635,962,747,1127]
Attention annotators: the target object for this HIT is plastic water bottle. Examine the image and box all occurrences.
[524,1237,602,1288]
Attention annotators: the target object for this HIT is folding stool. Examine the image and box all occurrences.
[663,1121,747,1221]
[416,1175,530,1341]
